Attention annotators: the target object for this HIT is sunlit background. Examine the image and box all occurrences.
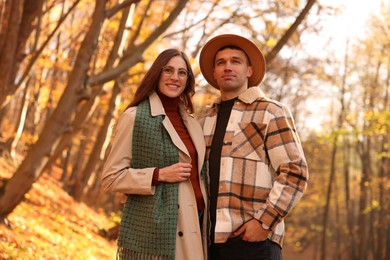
[0,0,389,259]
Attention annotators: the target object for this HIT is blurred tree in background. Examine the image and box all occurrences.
[0,0,389,259]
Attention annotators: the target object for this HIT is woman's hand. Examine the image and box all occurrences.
[158,162,192,183]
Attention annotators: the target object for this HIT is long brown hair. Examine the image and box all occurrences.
[126,49,195,113]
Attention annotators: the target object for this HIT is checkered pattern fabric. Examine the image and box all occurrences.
[200,87,309,247]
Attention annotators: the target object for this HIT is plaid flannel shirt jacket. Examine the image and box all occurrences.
[199,87,309,247]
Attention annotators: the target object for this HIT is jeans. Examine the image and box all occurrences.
[209,237,282,260]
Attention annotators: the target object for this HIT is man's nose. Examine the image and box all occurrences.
[223,62,233,70]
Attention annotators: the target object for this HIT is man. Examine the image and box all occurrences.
[199,34,309,260]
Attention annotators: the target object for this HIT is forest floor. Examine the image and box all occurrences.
[0,156,310,260]
[0,157,117,259]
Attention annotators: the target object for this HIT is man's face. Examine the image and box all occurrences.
[212,48,253,99]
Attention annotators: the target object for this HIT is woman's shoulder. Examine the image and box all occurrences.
[116,107,137,128]
[121,106,137,117]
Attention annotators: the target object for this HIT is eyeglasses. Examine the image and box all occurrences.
[162,66,189,79]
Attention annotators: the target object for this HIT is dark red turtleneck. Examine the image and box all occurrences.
[153,92,205,212]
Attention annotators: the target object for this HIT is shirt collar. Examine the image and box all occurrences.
[213,87,266,106]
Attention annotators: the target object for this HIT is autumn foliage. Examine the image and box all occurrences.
[0,160,117,259]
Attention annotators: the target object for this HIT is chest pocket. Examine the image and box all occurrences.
[230,122,268,162]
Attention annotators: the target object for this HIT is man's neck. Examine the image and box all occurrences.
[220,87,248,101]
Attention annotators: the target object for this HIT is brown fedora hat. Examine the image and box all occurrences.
[199,34,266,89]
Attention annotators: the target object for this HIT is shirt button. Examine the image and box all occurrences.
[178,231,183,237]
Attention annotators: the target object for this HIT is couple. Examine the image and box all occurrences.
[101,34,309,260]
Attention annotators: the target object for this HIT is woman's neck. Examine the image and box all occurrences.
[157,92,180,112]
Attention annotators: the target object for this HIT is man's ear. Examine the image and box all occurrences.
[247,66,253,78]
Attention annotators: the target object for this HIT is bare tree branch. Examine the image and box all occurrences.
[265,0,317,64]
[105,0,140,19]
[87,0,189,86]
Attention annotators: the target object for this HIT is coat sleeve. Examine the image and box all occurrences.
[100,107,156,195]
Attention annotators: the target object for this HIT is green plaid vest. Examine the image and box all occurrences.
[117,99,179,260]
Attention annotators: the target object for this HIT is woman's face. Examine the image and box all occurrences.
[158,56,188,98]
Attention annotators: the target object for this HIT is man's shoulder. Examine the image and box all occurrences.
[251,96,285,111]
[239,87,285,110]
[198,103,217,119]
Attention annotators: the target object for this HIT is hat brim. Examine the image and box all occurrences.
[199,34,266,89]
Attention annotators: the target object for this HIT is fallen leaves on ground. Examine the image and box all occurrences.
[0,159,117,259]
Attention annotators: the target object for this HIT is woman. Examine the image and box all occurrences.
[101,49,207,260]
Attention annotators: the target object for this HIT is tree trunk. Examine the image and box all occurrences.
[0,105,8,138]
[344,136,356,260]
[376,65,389,260]
[0,0,106,220]
[60,144,73,182]
[357,113,368,260]
[320,141,337,260]
[66,135,88,194]
[41,88,101,174]
[0,0,24,105]
[72,82,121,200]
[357,140,372,260]
[9,81,30,159]
[320,35,349,260]
[41,3,131,176]
[0,0,45,107]
[333,176,341,260]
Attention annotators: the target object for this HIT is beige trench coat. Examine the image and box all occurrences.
[101,92,208,260]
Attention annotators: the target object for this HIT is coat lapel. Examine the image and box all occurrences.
[149,92,190,159]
